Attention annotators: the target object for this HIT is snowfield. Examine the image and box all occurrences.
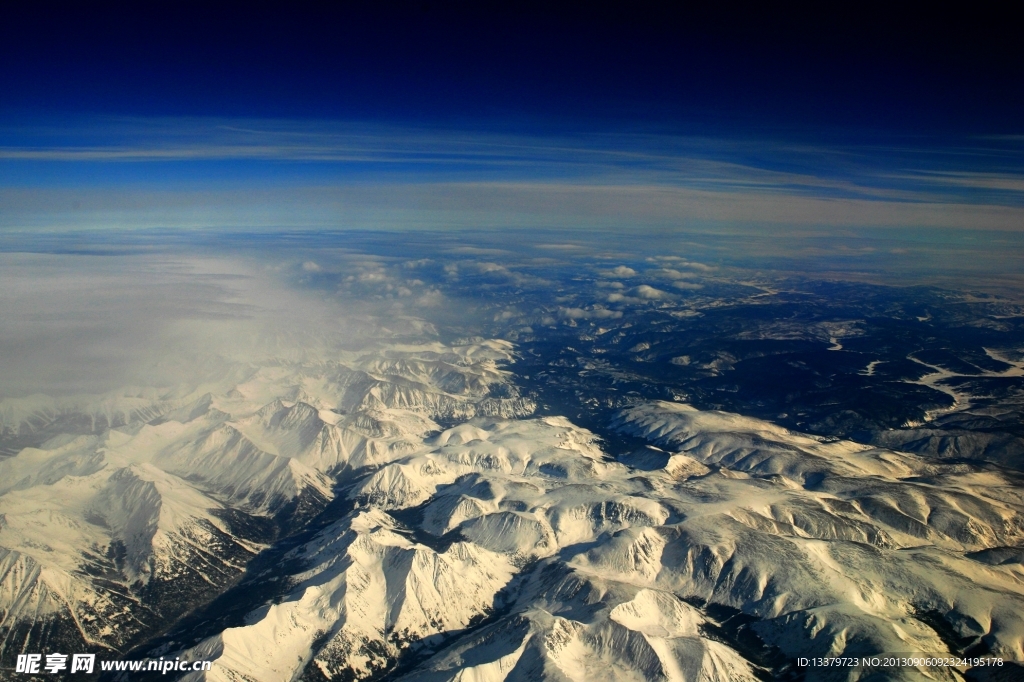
[0,341,531,664]
[2,342,1023,681]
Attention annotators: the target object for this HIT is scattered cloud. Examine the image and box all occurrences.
[537,243,586,250]
[454,260,550,287]
[889,171,1024,193]
[601,265,637,277]
[4,117,1024,235]
[445,246,511,255]
[633,285,671,299]
[607,285,675,304]
[474,262,508,274]
[656,268,698,280]
[0,252,387,397]
[416,289,445,307]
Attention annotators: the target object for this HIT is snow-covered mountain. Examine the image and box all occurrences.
[3,337,1024,680]
[0,340,532,668]
[162,401,1024,681]
[174,414,768,682]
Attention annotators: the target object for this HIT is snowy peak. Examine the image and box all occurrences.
[0,339,532,667]
[0,457,265,656]
[0,387,202,451]
[7,337,1024,679]
[177,507,516,682]
[614,401,926,480]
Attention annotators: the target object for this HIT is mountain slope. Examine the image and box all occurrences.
[5,341,1024,680]
[0,341,531,667]
[175,402,1024,680]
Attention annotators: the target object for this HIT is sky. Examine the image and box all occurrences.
[0,4,1023,398]
[3,5,1022,131]
[1,5,1022,240]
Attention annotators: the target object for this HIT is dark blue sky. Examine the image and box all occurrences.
[1,3,1022,243]
[2,4,1022,136]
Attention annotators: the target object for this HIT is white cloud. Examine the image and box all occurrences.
[6,118,1024,235]
[648,258,715,273]
[537,243,586,250]
[656,268,697,280]
[474,262,509,274]
[606,285,675,304]
[0,252,389,397]
[451,260,550,287]
[600,265,637,277]
[416,289,445,307]
[446,246,512,255]
[633,285,671,299]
